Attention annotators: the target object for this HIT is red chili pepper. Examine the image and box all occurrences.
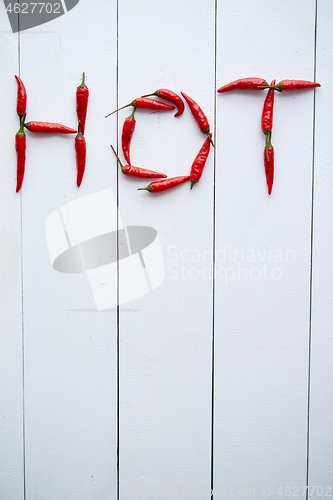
[180,92,214,147]
[76,72,89,135]
[141,89,184,117]
[261,79,276,143]
[111,145,167,179]
[15,119,26,193]
[75,121,86,188]
[264,145,274,194]
[264,144,274,196]
[261,79,321,92]
[15,75,27,117]
[217,77,268,93]
[122,109,136,165]
[24,122,77,134]
[105,97,175,117]
[190,135,211,189]
[138,176,190,193]
[261,80,276,194]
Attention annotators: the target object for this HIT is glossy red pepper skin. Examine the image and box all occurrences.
[123,166,167,178]
[122,109,136,165]
[180,92,214,146]
[264,146,274,195]
[261,80,276,133]
[15,75,27,117]
[138,176,190,193]
[111,145,166,178]
[190,135,211,188]
[217,77,268,93]
[75,122,86,187]
[141,89,184,117]
[76,72,89,135]
[134,97,175,111]
[15,125,26,193]
[24,122,77,134]
[106,97,175,117]
[273,80,321,92]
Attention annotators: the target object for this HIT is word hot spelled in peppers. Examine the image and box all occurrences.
[261,80,276,195]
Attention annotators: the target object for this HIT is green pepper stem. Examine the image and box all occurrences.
[110,144,126,173]
[127,108,136,120]
[137,184,153,192]
[76,120,84,139]
[264,131,272,160]
[79,72,87,88]
[190,180,198,189]
[19,112,26,130]
[259,83,282,92]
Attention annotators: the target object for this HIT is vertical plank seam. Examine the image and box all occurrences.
[17,1,26,498]
[306,0,318,498]
[116,0,120,498]
[211,0,218,498]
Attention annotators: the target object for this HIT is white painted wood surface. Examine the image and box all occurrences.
[0,0,332,498]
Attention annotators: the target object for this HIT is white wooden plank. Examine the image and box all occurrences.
[214,0,316,494]
[0,23,24,499]
[308,0,333,490]
[18,1,118,497]
[117,0,215,496]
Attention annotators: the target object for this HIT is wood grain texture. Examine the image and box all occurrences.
[117,0,214,496]
[0,29,24,500]
[17,1,118,498]
[214,0,317,494]
[308,0,333,489]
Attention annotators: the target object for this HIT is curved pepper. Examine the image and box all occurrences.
[181,92,214,146]
[111,145,166,178]
[138,176,190,193]
[105,97,175,117]
[121,109,136,165]
[217,77,268,93]
[190,135,211,189]
[141,89,185,117]
[15,75,27,117]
